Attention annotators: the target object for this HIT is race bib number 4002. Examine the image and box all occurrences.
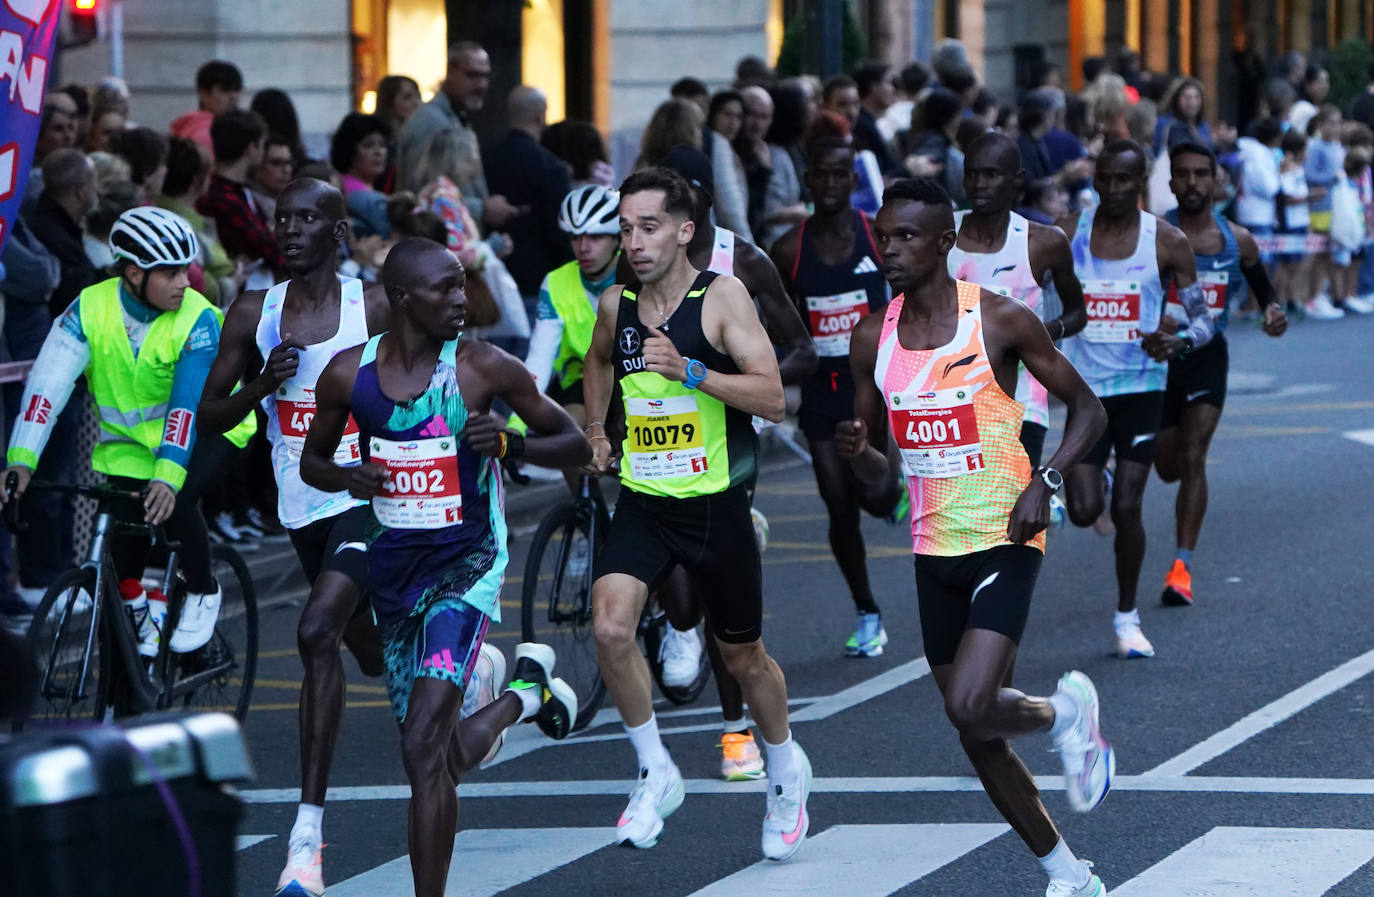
[276,384,360,464]
[625,395,708,480]
[806,290,869,357]
[1081,278,1143,343]
[890,387,984,479]
[371,436,462,529]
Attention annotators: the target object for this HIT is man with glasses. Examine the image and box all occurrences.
[250,135,297,221]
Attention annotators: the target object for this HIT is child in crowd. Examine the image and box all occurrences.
[1329,148,1374,313]
[1304,106,1346,317]
[1276,132,1323,317]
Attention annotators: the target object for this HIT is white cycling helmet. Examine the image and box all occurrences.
[109,206,200,269]
[559,184,620,236]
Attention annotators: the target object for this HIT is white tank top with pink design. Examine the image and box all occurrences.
[945,211,1050,427]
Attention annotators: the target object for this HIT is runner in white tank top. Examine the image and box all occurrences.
[197,179,420,897]
[1053,142,1212,663]
[946,132,1088,469]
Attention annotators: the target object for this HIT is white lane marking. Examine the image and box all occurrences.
[685,824,1008,897]
[328,826,611,897]
[1145,647,1374,777]
[1343,428,1374,447]
[235,834,274,851]
[1112,827,1374,896]
[238,774,1374,804]
[790,657,932,723]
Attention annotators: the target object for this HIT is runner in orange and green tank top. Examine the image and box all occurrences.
[839,177,1115,897]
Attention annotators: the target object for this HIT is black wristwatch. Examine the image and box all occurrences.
[1038,466,1064,493]
[1178,335,1195,357]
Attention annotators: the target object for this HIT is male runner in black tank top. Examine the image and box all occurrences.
[771,137,903,658]
[616,146,819,782]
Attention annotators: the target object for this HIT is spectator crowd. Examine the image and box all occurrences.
[3,35,1374,615]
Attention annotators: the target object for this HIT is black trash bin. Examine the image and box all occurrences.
[0,711,252,897]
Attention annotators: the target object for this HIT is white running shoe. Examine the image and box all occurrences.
[659,626,702,688]
[169,582,222,653]
[1306,295,1347,320]
[616,760,685,848]
[1052,671,1115,814]
[1114,622,1155,659]
[274,831,324,897]
[566,532,590,581]
[761,742,812,861]
[462,642,508,766]
[1046,861,1106,896]
[1342,295,1374,315]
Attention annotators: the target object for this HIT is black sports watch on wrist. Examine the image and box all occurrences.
[1178,335,1195,357]
[1038,466,1064,493]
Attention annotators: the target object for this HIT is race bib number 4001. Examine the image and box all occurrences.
[806,290,869,357]
[1167,270,1228,319]
[276,384,360,464]
[625,395,708,480]
[1081,278,1142,343]
[890,387,984,479]
[371,436,462,529]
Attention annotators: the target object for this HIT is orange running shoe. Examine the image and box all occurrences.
[1161,559,1193,606]
[720,730,766,781]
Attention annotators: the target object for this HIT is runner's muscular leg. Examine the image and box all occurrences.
[658,566,748,719]
[592,573,655,727]
[1154,425,1183,483]
[1110,457,1152,613]
[1174,401,1223,552]
[445,690,524,779]
[932,637,1059,855]
[702,605,746,720]
[400,677,466,897]
[341,614,384,677]
[810,439,880,614]
[1064,462,1106,527]
[714,638,791,745]
[297,570,365,805]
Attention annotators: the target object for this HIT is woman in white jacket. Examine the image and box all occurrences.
[1236,119,1283,261]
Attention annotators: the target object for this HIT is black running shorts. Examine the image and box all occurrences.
[287,505,370,592]
[596,484,762,643]
[1162,334,1228,428]
[1083,391,1166,467]
[914,544,1043,666]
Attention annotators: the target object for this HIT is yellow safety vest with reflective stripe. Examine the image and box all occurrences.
[547,260,600,388]
[78,278,255,488]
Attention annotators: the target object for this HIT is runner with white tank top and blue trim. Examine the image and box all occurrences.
[1055,141,1213,662]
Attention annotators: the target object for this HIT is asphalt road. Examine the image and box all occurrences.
[232,311,1374,897]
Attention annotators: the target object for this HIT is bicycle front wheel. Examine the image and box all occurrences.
[15,568,109,732]
[521,502,606,731]
[171,545,259,720]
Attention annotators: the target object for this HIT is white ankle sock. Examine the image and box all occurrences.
[722,717,749,735]
[1048,691,1078,740]
[625,716,670,772]
[511,683,541,721]
[1113,609,1140,631]
[291,803,323,846]
[1038,838,1088,885]
[763,731,798,782]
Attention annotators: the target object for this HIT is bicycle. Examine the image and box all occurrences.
[519,472,711,732]
[8,478,259,732]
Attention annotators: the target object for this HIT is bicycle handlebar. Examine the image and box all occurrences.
[5,476,180,550]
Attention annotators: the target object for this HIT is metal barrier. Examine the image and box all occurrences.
[0,361,34,384]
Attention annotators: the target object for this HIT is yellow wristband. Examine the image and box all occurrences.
[497,431,509,459]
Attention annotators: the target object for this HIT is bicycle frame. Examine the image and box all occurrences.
[545,476,600,628]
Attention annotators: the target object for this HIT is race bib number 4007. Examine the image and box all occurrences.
[890,387,984,479]
[371,436,462,529]
[1081,278,1142,343]
[806,290,869,357]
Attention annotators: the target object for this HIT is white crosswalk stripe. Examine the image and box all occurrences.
[1112,827,1374,896]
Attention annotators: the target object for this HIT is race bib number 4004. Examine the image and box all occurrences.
[625,395,708,480]
[276,384,360,464]
[1081,278,1142,343]
[371,436,462,529]
[806,290,869,357]
[890,387,984,479]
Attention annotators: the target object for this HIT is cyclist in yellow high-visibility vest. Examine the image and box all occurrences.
[520,184,621,432]
[2,207,255,653]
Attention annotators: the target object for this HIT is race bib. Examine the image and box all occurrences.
[806,290,869,357]
[625,395,708,480]
[890,387,984,479]
[1081,278,1142,343]
[1166,270,1228,319]
[371,436,462,529]
[276,383,360,465]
